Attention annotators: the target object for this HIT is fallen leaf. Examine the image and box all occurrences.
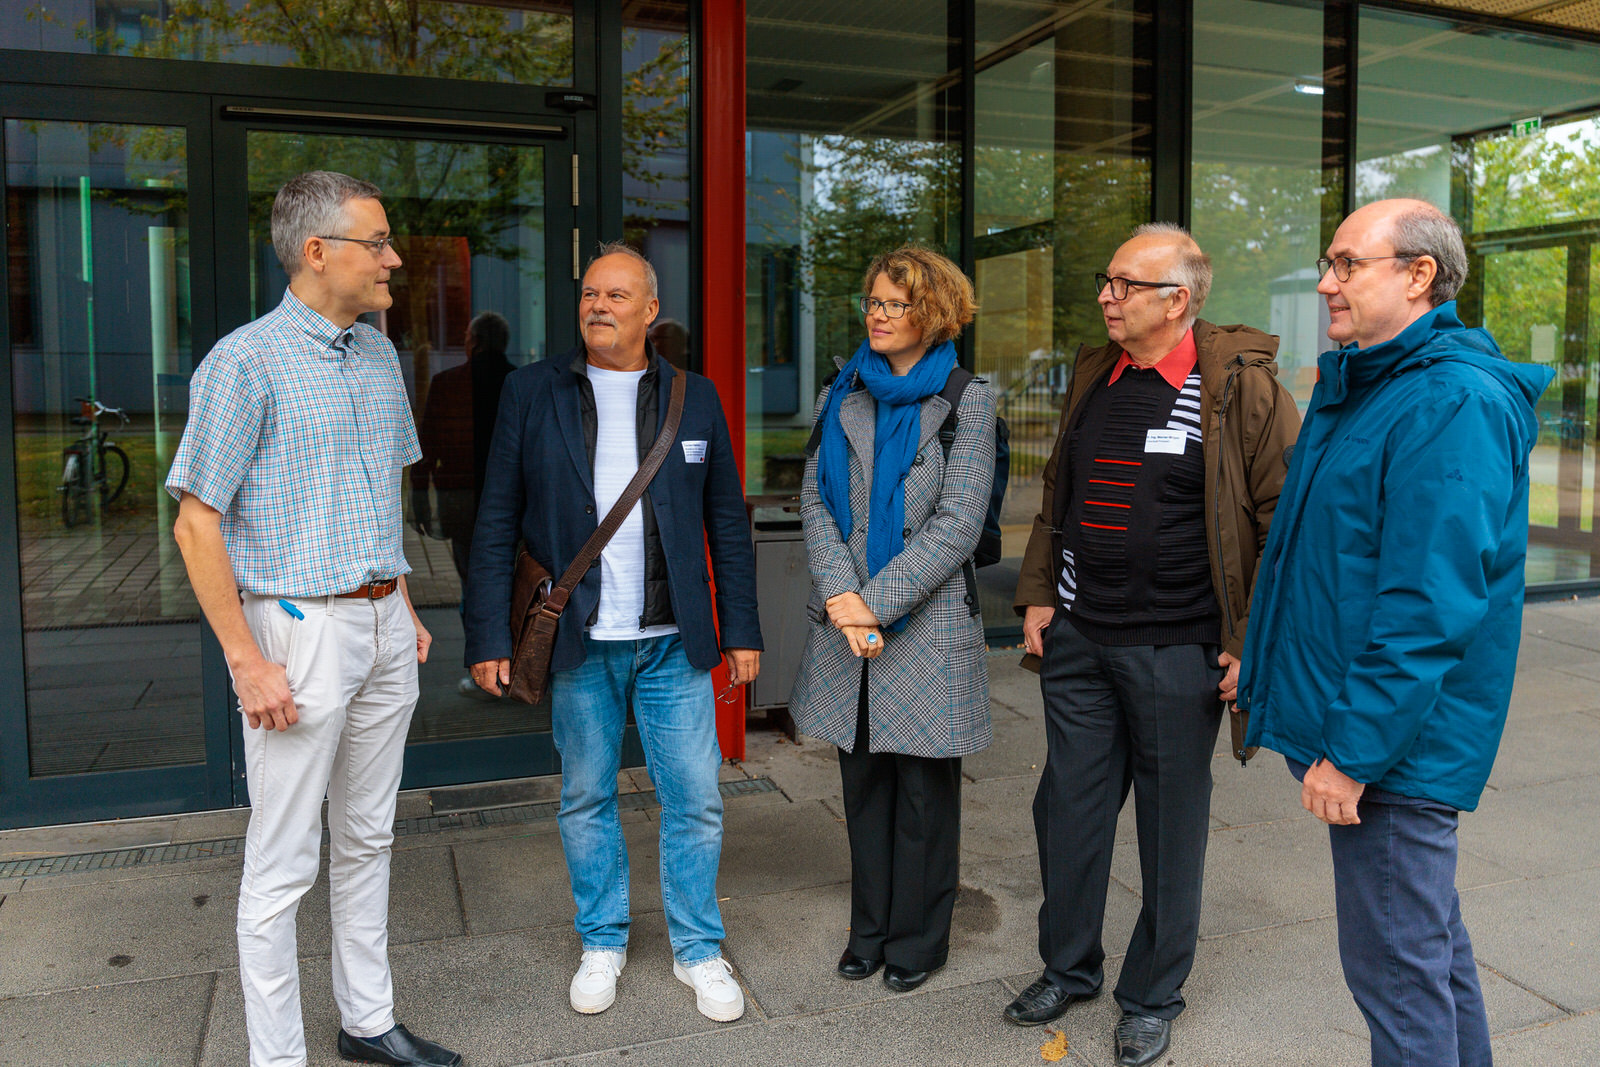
[1040,1029,1069,1062]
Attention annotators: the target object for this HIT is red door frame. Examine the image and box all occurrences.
[700,0,749,760]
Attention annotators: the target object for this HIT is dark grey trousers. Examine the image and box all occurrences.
[838,664,963,972]
[1033,620,1224,1020]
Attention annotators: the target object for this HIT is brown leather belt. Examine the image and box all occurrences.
[336,578,399,599]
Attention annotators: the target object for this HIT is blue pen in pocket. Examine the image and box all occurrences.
[278,598,305,621]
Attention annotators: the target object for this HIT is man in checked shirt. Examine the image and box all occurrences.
[168,172,460,1067]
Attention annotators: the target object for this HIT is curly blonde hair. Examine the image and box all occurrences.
[861,245,978,346]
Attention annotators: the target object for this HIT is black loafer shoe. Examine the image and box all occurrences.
[338,1024,462,1067]
[837,949,882,980]
[1114,1011,1172,1067]
[882,963,936,992]
[1003,977,1099,1026]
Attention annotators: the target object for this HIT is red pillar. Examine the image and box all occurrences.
[700,0,748,761]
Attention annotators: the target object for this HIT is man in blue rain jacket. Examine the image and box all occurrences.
[1238,199,1553,1067]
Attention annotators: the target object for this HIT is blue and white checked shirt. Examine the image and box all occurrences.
[166,291,422,597]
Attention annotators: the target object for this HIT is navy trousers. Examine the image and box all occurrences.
[1033,621,1224,1019]
[1328,786,1492,1067]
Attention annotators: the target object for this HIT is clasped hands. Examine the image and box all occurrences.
[826,591,883,659]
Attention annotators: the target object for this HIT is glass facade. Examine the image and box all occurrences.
[1355,6,1600,582]
[6,118,204,775]
[970,0,1154,621]
[621,1,692,335]
[1191,0,1340,407]
[744,1,961,496]
[5,0,1600,826]
[5,0,575,85]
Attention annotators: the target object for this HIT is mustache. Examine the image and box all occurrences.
[584,314,618,327]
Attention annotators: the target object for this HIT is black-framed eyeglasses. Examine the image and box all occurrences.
[1315,254,1417,281]
[1094,273,1180,301]
[859,296,916,319]
[318,234,400,255]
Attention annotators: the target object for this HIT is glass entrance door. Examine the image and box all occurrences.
[1465,224,1600,584]
[1,89,230,828]
[224,117,575,795]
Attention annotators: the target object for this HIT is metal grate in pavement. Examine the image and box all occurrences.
[0,777,780,879]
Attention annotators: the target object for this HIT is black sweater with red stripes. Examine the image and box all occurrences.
[1058,364,1220,647]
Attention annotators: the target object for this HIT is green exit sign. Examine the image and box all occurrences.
[1511,116,1542,137]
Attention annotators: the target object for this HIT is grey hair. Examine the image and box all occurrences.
[271,171,383,278]
[1389,205,1468,305]
[1131,221,1212,323]
[467,310,510,356]
[586,240,658,300]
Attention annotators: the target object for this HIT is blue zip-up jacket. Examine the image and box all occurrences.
[1237,302,1553,811]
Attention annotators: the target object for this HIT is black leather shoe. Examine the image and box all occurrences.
[882,963,936,992]
[338,1024,462,1067]
[1003,977,1099,1026]
[1114,1011,1172,1067]
[836,949,882,980]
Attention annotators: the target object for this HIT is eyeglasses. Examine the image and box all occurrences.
[859,296,916,319]
[1094,273,1180,301]
[318,234,400,255]
[1315,254,1417,281]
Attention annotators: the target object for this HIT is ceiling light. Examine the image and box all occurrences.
[1293,80,1325,96]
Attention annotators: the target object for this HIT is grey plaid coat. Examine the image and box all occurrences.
[789,371,996,759]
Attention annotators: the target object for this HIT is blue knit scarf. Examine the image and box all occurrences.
[816,339,958,628]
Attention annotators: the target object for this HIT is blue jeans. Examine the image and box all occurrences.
[1327,782,1491,1067]
[549,633,725,965]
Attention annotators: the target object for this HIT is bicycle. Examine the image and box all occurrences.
[58,397,131,527]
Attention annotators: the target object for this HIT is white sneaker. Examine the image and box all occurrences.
[569,948,626,1013]
[673,956,746,1022]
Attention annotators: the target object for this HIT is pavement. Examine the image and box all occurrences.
[4,597,1600,1067]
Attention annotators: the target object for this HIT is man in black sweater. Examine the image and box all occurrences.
[1006,224,1300,1066]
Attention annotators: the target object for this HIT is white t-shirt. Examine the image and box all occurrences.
[586,366,679,641]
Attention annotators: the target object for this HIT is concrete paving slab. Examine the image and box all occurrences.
[0,972,214,1067]
[1509,635,1594,672]
[1459,773,1600,877]
[1490,1009,1600,1065]
[1542,657,1600,685]
[988,653,1042,720]
[1486,711,1600,789]
[718,799,852,899]
[961,712,1045,783]
[1465,867,1600,1013]
[716,852,1132,1023]
[1209,754,1313,828]
[539,977,1055,1067]
[738,729,844,804]
[0,846,462,996]
[0,816,175,860]
[1505,665,1600,718]
[454,821,658,937]
[169,808,251,843]
[959,776,1042,862]
[0,866,242,996]
[200,915,746,1067]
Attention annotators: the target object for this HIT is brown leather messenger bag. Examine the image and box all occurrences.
[504,369,687,705]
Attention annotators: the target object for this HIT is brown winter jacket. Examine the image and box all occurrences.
[1013,320,1302,659]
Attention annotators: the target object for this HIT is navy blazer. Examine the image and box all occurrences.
[462,348,762,673]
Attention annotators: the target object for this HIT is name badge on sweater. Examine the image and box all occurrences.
[681,440,708,463]
[1145,429,1187,455]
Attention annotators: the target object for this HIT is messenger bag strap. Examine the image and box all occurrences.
[542,367,688,615]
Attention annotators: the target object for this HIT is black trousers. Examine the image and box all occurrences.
[837,664,963,971]
[1033,620,1223,1020]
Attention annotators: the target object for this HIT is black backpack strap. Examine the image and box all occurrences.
[804,370,843,458]
[936,367,982,618]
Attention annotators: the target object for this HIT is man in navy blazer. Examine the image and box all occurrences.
[464,243,761,1023]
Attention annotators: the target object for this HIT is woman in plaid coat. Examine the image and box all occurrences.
[790,245,996,993]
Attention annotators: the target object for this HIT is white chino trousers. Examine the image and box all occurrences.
[235,592,419,1067]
